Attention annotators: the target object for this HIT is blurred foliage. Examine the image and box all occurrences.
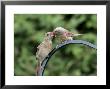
[14,14,97,76]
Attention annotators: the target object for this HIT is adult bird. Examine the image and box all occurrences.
[53,27,83,43]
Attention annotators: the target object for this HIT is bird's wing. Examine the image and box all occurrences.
[36,43,43,59]
[37,41,45,49]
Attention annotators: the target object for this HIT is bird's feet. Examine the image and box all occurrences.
[56,45,59,49]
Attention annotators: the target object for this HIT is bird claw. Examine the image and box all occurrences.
[46,55,49,59]
[41,66,43,70]
[56,45,59,49]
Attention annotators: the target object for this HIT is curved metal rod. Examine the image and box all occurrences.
[38,40,97,76]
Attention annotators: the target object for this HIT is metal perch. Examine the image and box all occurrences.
[37,40,97,76]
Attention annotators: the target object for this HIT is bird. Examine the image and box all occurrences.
[53,27,83,43]
[36,32,54,75]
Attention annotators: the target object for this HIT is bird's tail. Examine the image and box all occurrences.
[73,34,83,36]
[36,61,41,76]
[67,32,83,37]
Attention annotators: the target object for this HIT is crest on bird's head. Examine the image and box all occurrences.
[54,27,66,32]
[53,27,67,36]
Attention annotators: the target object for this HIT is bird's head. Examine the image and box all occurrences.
[45,32,55,40]
[53,27,66,37]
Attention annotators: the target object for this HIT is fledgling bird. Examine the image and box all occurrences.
[53,27,83,43]
[36,32,54,75]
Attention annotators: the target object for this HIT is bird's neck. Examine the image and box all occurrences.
[44,37,52,43]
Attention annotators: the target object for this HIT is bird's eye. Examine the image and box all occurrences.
[46,33,49,36]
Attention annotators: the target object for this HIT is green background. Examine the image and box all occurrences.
[14,14,97,76]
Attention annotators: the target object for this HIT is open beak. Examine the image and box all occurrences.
[50,32,55,37]
[51,32,56,37]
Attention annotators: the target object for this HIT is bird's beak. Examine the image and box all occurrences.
[50,32,55,37]
[52,32,56,37]
[73,34,83,36]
